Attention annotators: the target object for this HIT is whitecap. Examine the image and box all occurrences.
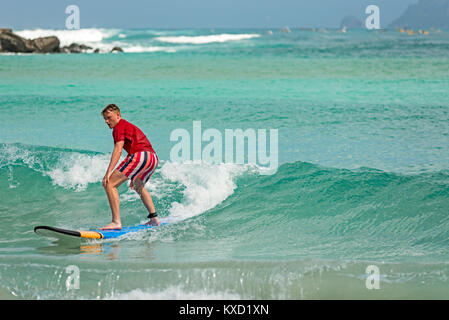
[15,28,121,47]
[155,33,260,44]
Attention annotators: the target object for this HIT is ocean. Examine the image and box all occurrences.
[0,28,448,299]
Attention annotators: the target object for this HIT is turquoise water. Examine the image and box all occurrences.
[0,28,448,299]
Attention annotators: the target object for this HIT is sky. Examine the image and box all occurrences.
[1,0,419,29]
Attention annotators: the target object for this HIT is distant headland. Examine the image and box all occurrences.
[339,0,449,30]
[389,0,449,29]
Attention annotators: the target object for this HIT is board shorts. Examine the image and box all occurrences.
[117,151,159,184]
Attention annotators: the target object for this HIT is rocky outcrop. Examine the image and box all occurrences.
[340,16,363,29]
[0,28,113,53]
[0,29,59,53]
[389,0,449,28]
[0,29,36,52]
[111,46,123,53]
[59,43,92,53]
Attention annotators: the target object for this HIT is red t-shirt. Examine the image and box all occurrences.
[112,119,155,155]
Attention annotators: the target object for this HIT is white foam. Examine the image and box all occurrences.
[159,161,250,222]
[46,153,112,191]
[0,144,42,170]
[108,286,240,300]
[123,45,178,53]
[155,33,260,44]
[15,28,120,47]
[119,171,170,203]
[0,144,112,191]
[119,161,249,222]
[43,153,253,222]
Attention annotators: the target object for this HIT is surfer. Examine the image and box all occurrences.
[100,104,160,230]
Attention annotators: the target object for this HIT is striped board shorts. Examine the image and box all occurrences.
[117,151,159,184]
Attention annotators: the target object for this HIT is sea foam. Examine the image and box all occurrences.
[121,160,255,222]
[0,143,111,191]
[159,161,251,222]
[15,28,120,47]
[155,33,260,44]
[108,286,240,300]
[46,152,111,191]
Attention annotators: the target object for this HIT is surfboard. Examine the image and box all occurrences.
[34,223,167,241]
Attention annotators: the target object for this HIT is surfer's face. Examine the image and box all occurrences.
[103,110,121,128]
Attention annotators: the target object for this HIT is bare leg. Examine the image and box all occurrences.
[132,178,160,226]
[101,170,128,230]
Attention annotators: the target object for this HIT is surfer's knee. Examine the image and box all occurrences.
[104,170,127,191]
[104,180,117,191]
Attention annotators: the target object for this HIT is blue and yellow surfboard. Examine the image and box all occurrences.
[34,223,166,240]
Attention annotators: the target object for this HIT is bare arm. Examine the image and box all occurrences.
[102,141,124,187]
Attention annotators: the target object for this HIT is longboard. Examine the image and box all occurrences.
[34,223,167,240]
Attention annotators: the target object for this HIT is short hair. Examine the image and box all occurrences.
[102,104,121,115]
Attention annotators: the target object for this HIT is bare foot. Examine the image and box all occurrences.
[145,217,160,226]
[99,221,122,230]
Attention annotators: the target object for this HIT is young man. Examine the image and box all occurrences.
[101,104,159,230]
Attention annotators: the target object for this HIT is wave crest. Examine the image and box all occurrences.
[15,28,120,47]
[155,33,260,44]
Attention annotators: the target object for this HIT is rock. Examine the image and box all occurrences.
[340,15,363,29]
[111,46,123,53]
[0,30,34,52]
[32,36,60,53]
[0,29,59,53]
[23,38,37,52]
[59,43,92,53]
[78,44,92,51]
[0,28,13,34]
